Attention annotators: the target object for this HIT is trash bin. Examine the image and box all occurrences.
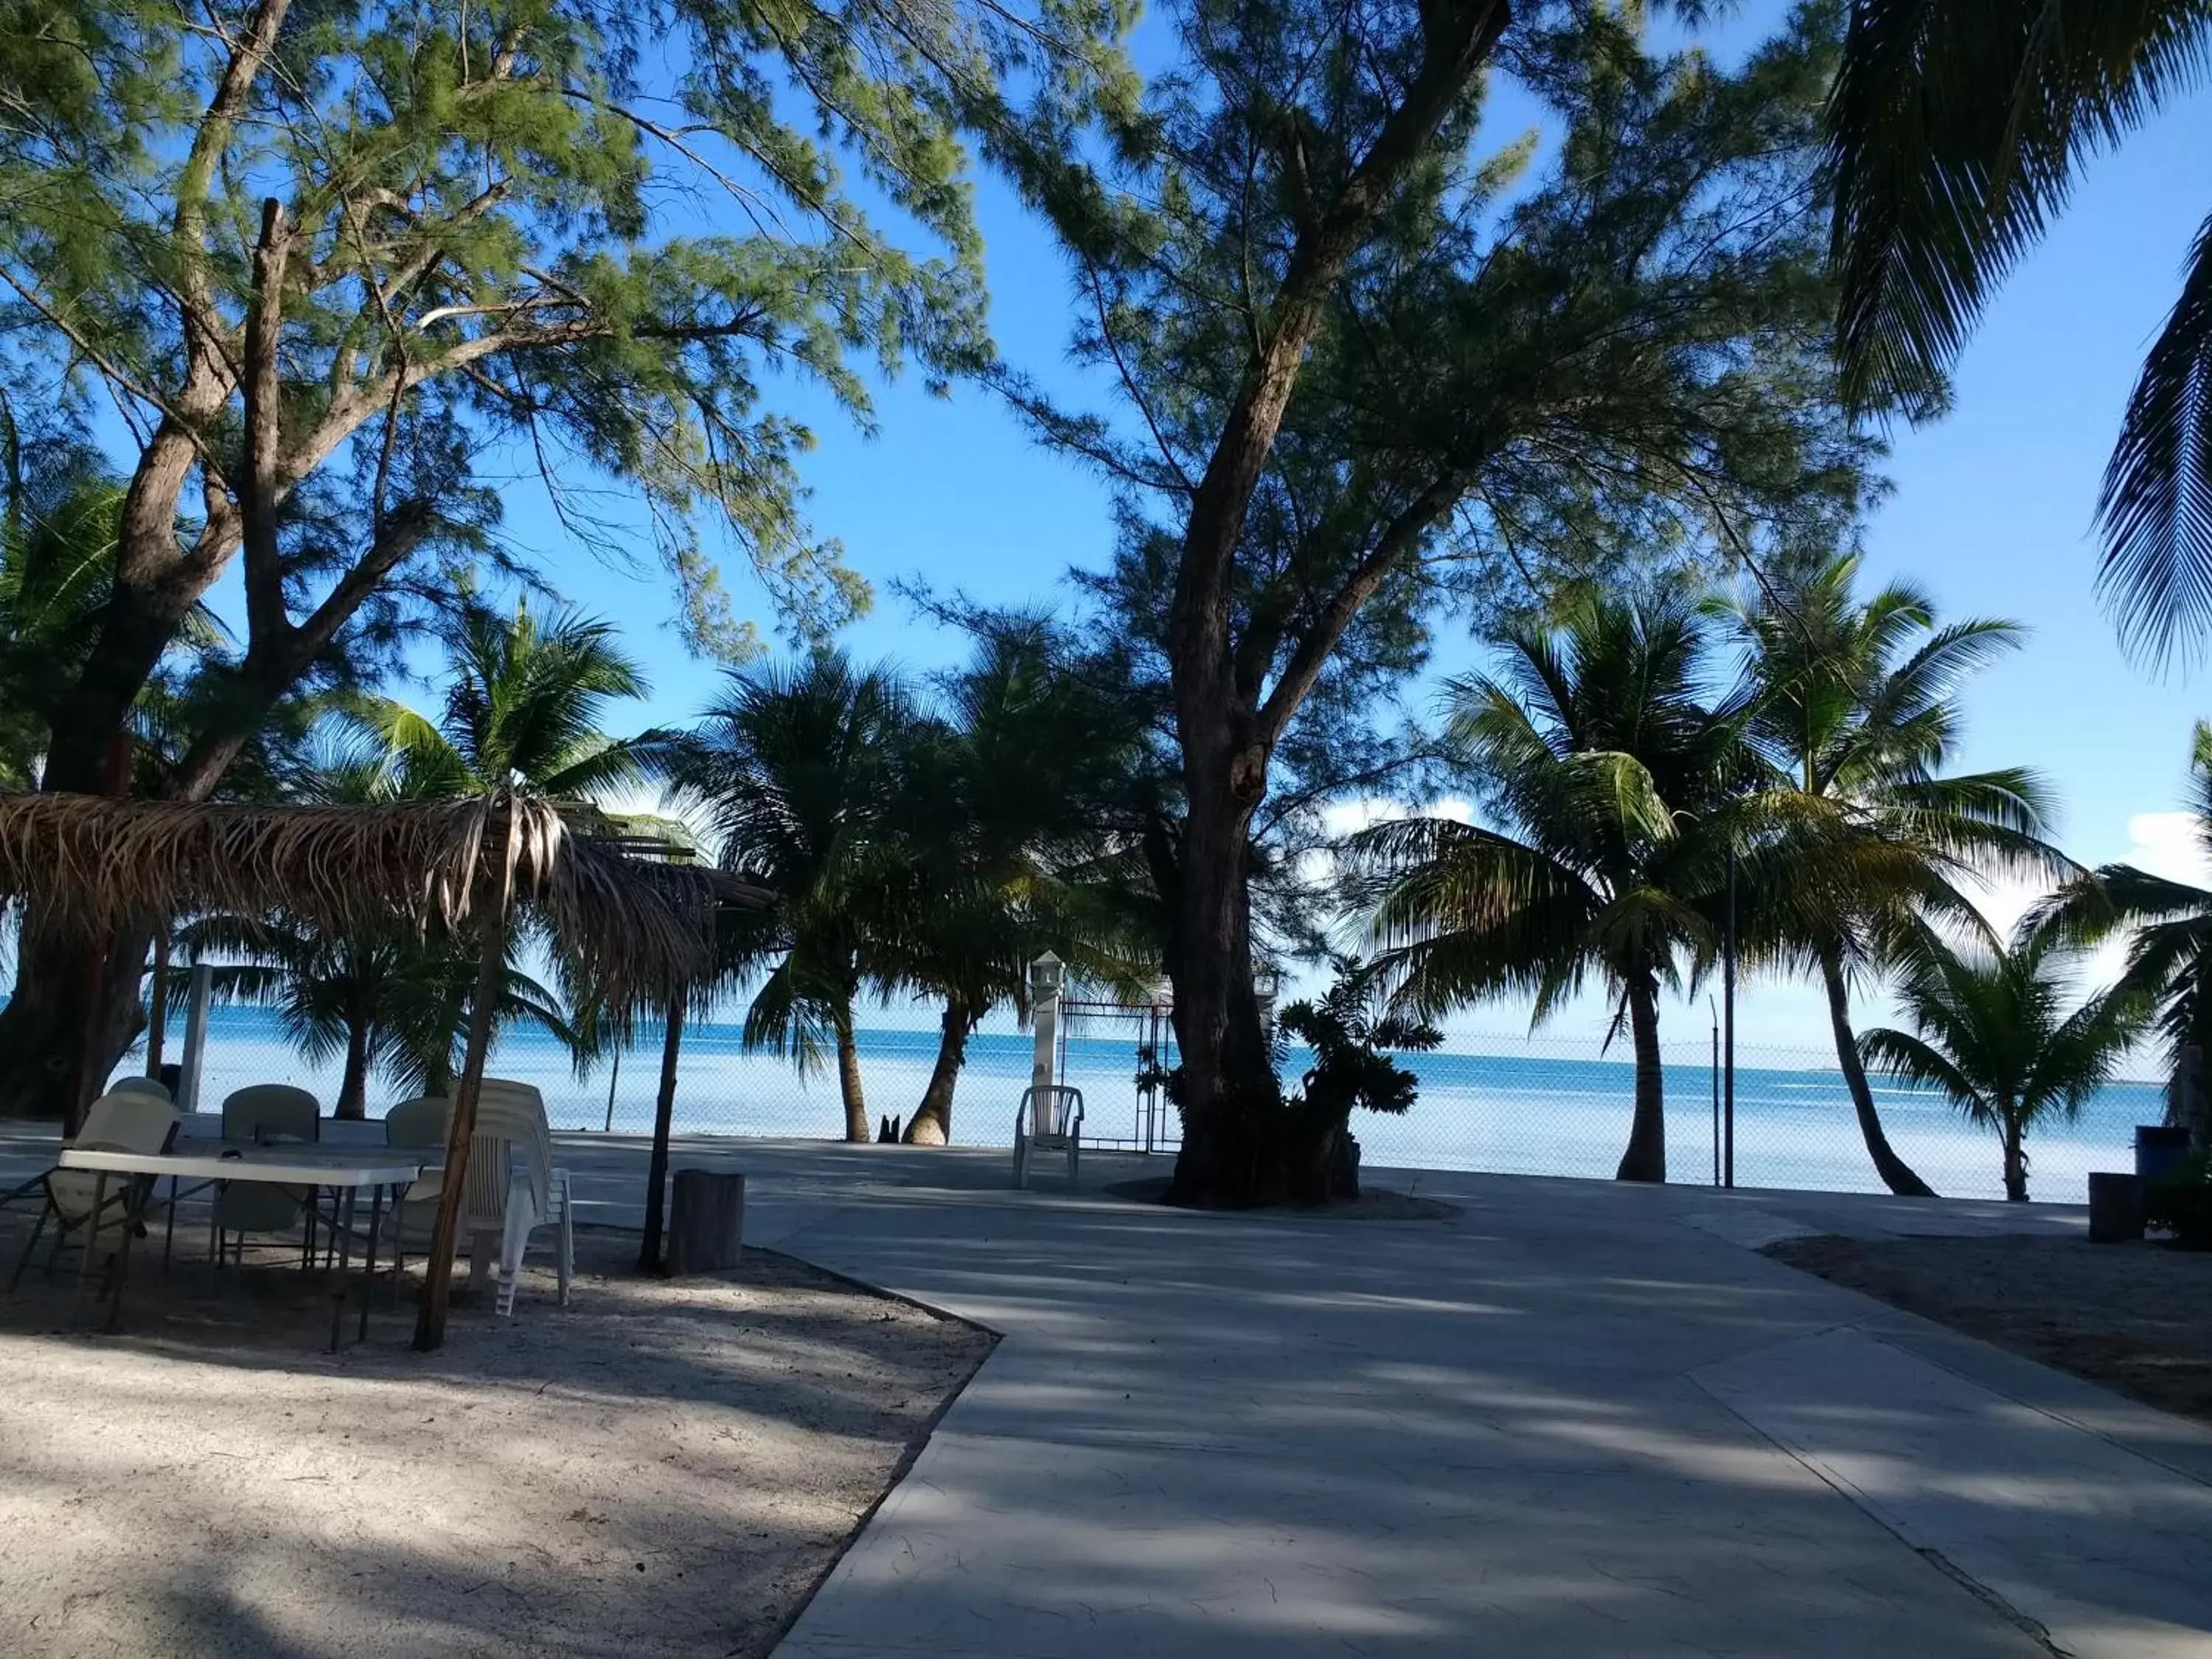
[2135,1124,2192,1181]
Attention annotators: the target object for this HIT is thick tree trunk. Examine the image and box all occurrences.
[834,1002,869,1144]
[1818,950,1936,1197]
[904,998,971,1147]
[334,1017,372,1121]
[2002,1117,2028,1203]
[1163,779,1285,1206]
[1615,971,1667,1183]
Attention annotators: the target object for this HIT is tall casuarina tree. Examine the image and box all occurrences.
[0,0,1124,1116]
[983,1,1876,1201]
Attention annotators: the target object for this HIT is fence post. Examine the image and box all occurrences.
[1029,953,1064,1122]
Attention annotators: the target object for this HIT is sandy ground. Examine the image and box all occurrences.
[0,1208,992,1659]
[1767,1231,2212,1427]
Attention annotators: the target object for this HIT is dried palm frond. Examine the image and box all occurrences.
[0,790,768,1008]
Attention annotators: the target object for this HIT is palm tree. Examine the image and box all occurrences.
[1860,918,2149,1202]
[1825,1,2212,658]
[1363,589,1761,1183]
[201,602,658,1106]
[1725,552,2062,1195]
[2036,722,2212,1107]
[659,653,917,1144]
[883,627,1155,1144]
[351,599,653,801]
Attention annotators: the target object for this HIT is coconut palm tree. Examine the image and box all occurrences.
[1825,1,2212,658]
[658,652,917,1143]
[1860,918,2149,1201]
[1363,589,1762,1183]
[2035,722,2212,1108]
[350,599,654,801]
[882,626,1156,1144]
[1725,552,2062,1195]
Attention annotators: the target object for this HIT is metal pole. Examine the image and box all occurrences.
[1723,846,1736,1190]
[145,928,170,1078]
[602,1043,622,1133]
[1711,1001,1720,1188]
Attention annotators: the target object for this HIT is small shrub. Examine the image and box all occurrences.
[2146,1149,2212,1248]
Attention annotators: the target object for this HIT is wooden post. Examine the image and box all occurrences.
[639,996,686,1274]
[68,732,134,1135]
[414,796,518,1352]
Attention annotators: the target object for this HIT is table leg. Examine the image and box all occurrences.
[391,1181,408,1307]
[104,1181,145,1335]
[163,1175,177,1272]
[359,1184,385,1342]
[72,1172,110,1325]
[327,1186,358,1353]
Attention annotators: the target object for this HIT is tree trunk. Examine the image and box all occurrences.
[1615,971,1667,1183]
[334,1016,371,1121]
[2002,1116,2028,1203]
[414,798,518,1352]
[834,1001,869,1143]
[904,998,971,1147]
[1162,782,1285,1206]
[1818,950,1936,1197]
[640,1000,687,1273]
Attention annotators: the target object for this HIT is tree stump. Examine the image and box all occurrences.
[2088,1171,2146,1244]
[667,1169,745,1276]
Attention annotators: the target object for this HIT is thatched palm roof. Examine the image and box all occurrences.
[0,790,768,1004]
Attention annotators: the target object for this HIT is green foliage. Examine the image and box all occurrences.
[2146,1147,2212,1246]
[1280,961,1441,1137]
[2035,723,2212,1095]
[0,0,1132,814]
[1823,0,2212,660]
[658,650,919,1079]
[878,622,1158,1020]
[1002,0,1877,777]
[1720,549,2065,989]
[1859,918,2152,1201]
[1362,585,1759,1024]
[347,595,653,799]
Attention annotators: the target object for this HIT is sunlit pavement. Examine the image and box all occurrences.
[10,1123,2210,1655]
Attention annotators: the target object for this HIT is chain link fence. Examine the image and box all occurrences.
[130,1004,2163,1206]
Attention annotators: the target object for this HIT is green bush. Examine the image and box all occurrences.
[2146,1149,2212,1247]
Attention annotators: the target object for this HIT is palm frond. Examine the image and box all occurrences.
[2098,209,2212,661]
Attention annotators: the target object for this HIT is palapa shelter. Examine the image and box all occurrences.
[0,787,766,1348]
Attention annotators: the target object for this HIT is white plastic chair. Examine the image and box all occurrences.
[1013,1085,1084,1189]
[105,1076,173,1102]
[465,1079,573,1315]
[9,1091,181,1290]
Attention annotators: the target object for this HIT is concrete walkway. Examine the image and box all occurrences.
[674,1144,2212,1659]
[9,1125,2212,1655]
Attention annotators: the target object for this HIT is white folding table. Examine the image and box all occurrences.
[58,1147,424,1349]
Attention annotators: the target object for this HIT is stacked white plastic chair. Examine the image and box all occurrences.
[466,1079,574,1316]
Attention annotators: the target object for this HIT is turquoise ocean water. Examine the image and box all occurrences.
[125,1004,2163,1205]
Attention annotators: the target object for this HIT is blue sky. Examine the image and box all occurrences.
[393,16,2212,1052]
